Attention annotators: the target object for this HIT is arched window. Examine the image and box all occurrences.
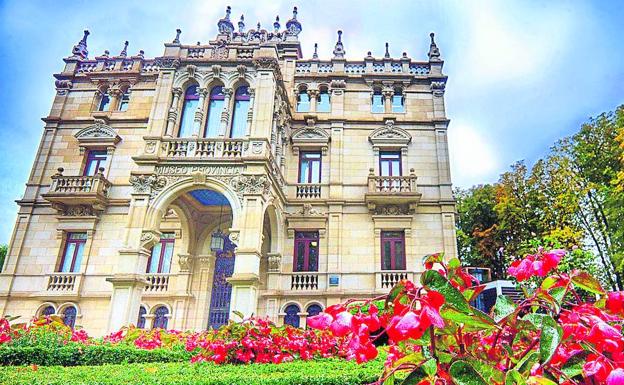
[146,233,175,274]
[40,305,55,317]
[230,86,250,138]
[284,304,301,328]
[296,87,310,112]
[153,306,169,329]
[306,304,322,317]
[392,87,405,113]
[97,90,111,112]
[118,89,131,112]
[137,305,147,328]
[178,85,199,137]
[205,86,225,137]
[62,306,77,329]
[317,87,330,113]
[371,88,384,113]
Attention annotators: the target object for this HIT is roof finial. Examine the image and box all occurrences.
[273,15,280,32]
[70,30,90,59]
[313,43,318,59]
[217,6,235,34]
[285,6,302,36]
[384,42,390,58]
[101,50,110,58]
[119,41,129,57]
[332,30,345,59]
[137,50,145,59]
[428,32,441,62]
[172,28,181,44]
[238,15,245,33]
[257,22,261,30]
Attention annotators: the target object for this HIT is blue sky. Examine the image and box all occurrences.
[0,0,623,244]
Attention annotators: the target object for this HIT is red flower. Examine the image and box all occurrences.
[329,311,354,337]
[307,312,333,330]
[508,249,565,281]
[508,257,535,281]
[386,311,427,342]
[607,292,624,316]
[607,368,624,385]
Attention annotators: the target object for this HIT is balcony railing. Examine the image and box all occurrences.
[295,61,430,76]
[295,184,322,199]
[42,169,111,213]
[368,173,417,194]
[160,138,246,159]
[290,273,319,290]
[47,273,78,291]
[145,274,170,292]
[48,170,111,195]
[365,169,421,213]
[379,271,409,289]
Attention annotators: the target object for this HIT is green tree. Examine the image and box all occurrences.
[0,244,7,272]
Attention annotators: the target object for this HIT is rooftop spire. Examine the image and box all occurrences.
[428,32,441,62]
[285,6,302,36]
[257,22,261,30]
[217,6,235,35]
[273,15,280,32]
[332,30,345,59]
[172,28,181,44]
[119,41,129,57]
[238,15,245,33]
[70,30,90,59]
[313,43,318,59]
[384,42,390,58]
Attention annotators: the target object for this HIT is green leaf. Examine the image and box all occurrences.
[401,368,426,385]
[521,314,546,329]
[421,358,437,377]
[440,308,495,330]
[505,370,526,385]
[449,360,488,385]
[571,271,606,295]
[540,276,558,291]
[516,351,539,375]
[232,310,245,320]
[424,253,444,266]
[387,281,406,304]
[550,287,566,304]
[561,351,589,379]
[539,315,562,365]
[492,295,517,323]
[384,373,396,385]
[527,377,557,385]
[448,258,461,269]
[391,352,425,369]
[421,270,471,314]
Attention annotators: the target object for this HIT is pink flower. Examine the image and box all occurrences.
[607,368,624,385]
[329,311,353,337]
[307,312,333,330]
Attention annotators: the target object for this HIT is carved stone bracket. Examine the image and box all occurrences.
[267,253,282,273]
[140,230,161,249]
[129,174,167,195]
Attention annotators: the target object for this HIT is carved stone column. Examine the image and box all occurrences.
[165,87,183,137]
[220,87,233,136]
[308,89,319,113]
[246,88,255,136]
[193,87,209,137]
[382,87,394,114]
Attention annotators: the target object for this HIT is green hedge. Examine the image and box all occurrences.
[0,358,383,385]
[0,344,192,366]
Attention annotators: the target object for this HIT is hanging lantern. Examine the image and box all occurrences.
[210,229,225,252]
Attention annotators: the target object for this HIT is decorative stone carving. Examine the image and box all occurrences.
[55,79,73,95]
[228,231,240,245]
[236,64,247,79]
[211,64,222,77]
[293,203,324,216]
[153,57,180,69]
[129,174,167,195]
[217,6,235,35]
[373,204,411,216]
[290,123,330,155]
[229,175,270,196]
[140,230,160,249]
[332,30,345,59]
[431,81,446,97]
[75,120,120,142]
[186,64,197,78]
[211,39,228,59]
[285,7,302,36]
[267,253,282,273]
[178,254,193,272]
[368,120,412,148]
[62,205,95,217]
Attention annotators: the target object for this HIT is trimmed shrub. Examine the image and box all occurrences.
[0,358,384,385]
[0,344,192,366]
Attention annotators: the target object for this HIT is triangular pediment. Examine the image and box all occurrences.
[368,120,411,147]
[290,126,330,142]
[74,120,121,145]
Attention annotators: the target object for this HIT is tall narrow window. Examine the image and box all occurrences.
[41,305,55,317]
[204,86,225,137]
[178,85,199,137]
[118,90,130,111]
[381,231,406,270]
[146,233,175,274]
[392,88,405,113]
[306,304,322,317]
[153,306,169,329]
[59,233,87,273]
[230,86,250,138]
[317,87,330,112]
[296,88,310,112]
[137,305,147,328]
[83,150,108,176]
[62,306,78,328]
[371,88,384,113]
[293,231,319,272]
[298,152,322,183]
[97,90,111,112]
[379,151,402,176]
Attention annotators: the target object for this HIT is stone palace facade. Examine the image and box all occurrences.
[0,7,456,335]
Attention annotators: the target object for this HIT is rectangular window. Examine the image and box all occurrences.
[59,232,87,273]
[392,95,405,113]
[379,151,402,176]
[83,150,108,176]
[147,233,175,274]
[118,93,130,111]
[298,152,322,183]
[381,231,406,270]
[317,93,331,113]
[372,94,384,113]
[293,231,319,272]
[98,93,111,112]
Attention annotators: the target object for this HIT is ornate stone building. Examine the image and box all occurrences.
[0,7,456,335]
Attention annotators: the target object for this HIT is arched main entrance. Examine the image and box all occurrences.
[208,235,236,328]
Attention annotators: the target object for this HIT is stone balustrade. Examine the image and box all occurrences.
[145,274,170,292]
[368,175,417,194]
[47,273,79,292]
[295,61,430,76]
[295,184,322,199]
[160,138,246,159]
[288,273,321,291]
[378,271,410,289]
[48,173,111,196]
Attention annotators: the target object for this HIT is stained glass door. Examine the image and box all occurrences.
[208,236,236,329]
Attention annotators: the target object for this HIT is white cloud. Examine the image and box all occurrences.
[448,123,500,187]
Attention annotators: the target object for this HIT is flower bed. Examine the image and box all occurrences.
[2,247,624,385]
